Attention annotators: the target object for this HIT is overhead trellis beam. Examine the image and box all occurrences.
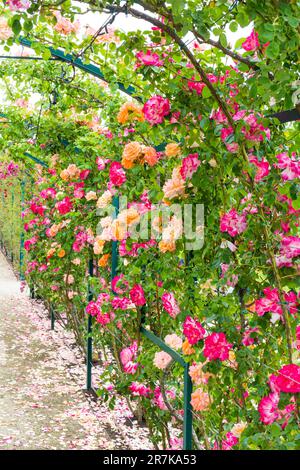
[0,55,60,61]
[23,152,48,168]
[19,37,140,100]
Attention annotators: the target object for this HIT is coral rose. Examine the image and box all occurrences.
[98,254,110,267]
[165,143,181,157]
[158,240,176,253]
[182,339,195,355]
[143,146,159,166]
[191,388,211,411]
[57,249,66,258]
[93,236,105,255]
[117,102,145,124]
[121,141,142,169]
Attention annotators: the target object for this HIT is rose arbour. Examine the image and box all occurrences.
[0,0,299,452]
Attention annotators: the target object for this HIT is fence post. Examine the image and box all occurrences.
[19,179,25,280]
[183,364,193,450]
[10,188,14,263]
[86,256,94,390]
[111,195,120,285]
[50,303,55,330]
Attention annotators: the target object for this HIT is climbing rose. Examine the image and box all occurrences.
[136,50,163,67]
[153,351,172,369]
[274,365,300,393]
[187,79,206,95]
[203,332,232,361]
[6,0,31,11]
[180,153,200,180]
[109,161,126,187]
[255,287,298,321]
[258,392,280,425]
[276,236,300,267]
[255,287,281,317]
[220,209,247,237]
[222,432,239,450]
[24,236,38,251]
[164,334,182,351]
[96,311,111,326]
[111,296,131,310]
[242,30,260,51]
[30,202,45,216]
[190,388,210,411]
[183,316,206,345]
[143,95,170,125]
[275,152,300,181]
[249,155,270,181]
[129,284,146,306]
[161,292,180,318]
[0,17,12,40]
[86,301,100,317]
[153,386,176,410]
[120,342,139,375]
[129,382,151,397]
[55,197,73,215]
[242,327,259,346]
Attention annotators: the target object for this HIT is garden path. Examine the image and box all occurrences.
[0,252,148,450]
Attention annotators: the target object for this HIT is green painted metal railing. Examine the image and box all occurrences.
[19,37,140,100]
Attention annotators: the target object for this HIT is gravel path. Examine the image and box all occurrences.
[0,252,150,450]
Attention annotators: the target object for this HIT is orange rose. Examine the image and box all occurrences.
[190,388,211,411]
[93,237,105,255]
[60,169,69,181]
[143,146,158,166]
[117,102,145,125]
[98,254,110,267]
[163,171,185,200]
[119,207,140,227]
[158,240,176,253]
[182,339,195,355]
[165,143,181,157]
[47,248,56,258]
[111,219,127,241]
[121,141,142,169]
[57,249,66,258]
[121,156,135,169]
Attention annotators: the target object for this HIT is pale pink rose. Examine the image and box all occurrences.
[164,334,183,351]
[153,351,172,369]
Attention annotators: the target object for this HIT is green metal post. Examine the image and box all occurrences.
[183,364,193,450]
[19,179,25,280]
[140,326,193,449]
[10,189,14,263]
[50,304,55,330]
[86,257,94,390]
[111,195,120,288]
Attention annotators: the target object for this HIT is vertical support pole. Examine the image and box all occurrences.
[50,304,55,330]
[183,364,193,450]
[111,195,120,287]
[30,285,35,299]
[10,189,14,263]
[86,256,94,390]
[19,179,25,280]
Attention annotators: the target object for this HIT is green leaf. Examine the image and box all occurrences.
[42,49,52,61]
[202,86,211,99]
[229,21,238,32]
[11,18,22,36]
[265,42,280,59]
[219,33,227,48]
[236,11,249,27]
